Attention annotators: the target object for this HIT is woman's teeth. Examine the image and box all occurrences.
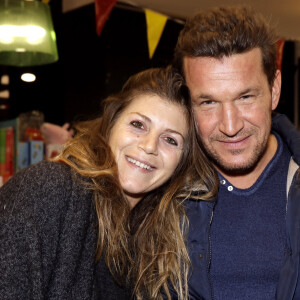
[127,157,153,170]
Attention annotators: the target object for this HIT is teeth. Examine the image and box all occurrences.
[127,157,153,170]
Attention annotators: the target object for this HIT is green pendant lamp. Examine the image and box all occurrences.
[0,0,58,67]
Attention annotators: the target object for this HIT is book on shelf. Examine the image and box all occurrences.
[5,127,14,179]
[0,126,14,185]
[0,127,6,176]
[0,117,45,187]
[0,118,19,175]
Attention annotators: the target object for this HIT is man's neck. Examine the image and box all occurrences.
[217,134,278,189]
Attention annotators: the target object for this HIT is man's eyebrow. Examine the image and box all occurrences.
[192,93,214,101]
[197,94,213,99]
[237,88,260,97]
[193,87,261,101]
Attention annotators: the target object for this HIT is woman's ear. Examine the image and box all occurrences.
[271,70,282,111]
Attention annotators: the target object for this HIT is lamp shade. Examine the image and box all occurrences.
[0,0,58,67]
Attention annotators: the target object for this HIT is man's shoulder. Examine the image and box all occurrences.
[185,198,215,219]
[272,113,300,165]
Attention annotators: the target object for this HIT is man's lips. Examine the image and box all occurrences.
[216,136,250,148]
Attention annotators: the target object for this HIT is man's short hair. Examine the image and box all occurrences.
[174,6,278,86]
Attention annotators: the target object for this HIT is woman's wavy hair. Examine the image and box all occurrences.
[55,66,218,299]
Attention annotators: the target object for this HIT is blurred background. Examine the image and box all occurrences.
[0,0,299,126]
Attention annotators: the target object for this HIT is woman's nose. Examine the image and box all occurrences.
[138,133,158,155]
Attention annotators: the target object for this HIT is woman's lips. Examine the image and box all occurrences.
[126,156,155,170]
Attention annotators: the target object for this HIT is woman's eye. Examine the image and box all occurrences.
[130,121,144,129]
[165,137,178,146]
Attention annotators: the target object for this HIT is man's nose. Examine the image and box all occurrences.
[138,133,159,155]
[218,104,244,137]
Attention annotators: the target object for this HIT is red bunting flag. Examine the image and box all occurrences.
[276,39,285,71]
[95,0,117,36]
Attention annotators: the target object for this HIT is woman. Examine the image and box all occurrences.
[0,66,218,299]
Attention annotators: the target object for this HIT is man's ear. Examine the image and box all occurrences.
[271,70,281,110]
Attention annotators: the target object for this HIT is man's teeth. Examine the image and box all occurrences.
[127,157,153,170]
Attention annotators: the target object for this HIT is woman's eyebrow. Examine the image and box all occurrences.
[129,112,151,122]
[165,129,185,140]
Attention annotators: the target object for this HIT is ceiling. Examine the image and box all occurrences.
[62,0,300,40]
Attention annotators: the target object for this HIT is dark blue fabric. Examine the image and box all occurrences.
[210,133,290,299]
[184,200,215,300]
[272,113,300,300]
[272,112,300,165]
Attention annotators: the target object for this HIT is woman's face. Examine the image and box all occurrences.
[109,94,188,207]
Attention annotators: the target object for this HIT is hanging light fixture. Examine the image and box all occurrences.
[0,0,58,67]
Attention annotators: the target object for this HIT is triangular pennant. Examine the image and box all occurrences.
[276,39,285,71]
[95,0,117,36]
[145,9,168,59]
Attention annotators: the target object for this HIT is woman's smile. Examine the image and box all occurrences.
[126,156,154,171]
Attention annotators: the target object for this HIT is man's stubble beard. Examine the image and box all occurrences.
[200,129,270,176]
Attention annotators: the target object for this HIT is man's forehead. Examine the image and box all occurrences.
[183,49,265,79]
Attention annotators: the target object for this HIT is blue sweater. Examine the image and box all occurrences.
[210,133,290,299]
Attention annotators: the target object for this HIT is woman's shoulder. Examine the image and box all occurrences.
[6,159,88,191]
[1,161,72,200]
[0,160,94,222]
[16,159,73,183]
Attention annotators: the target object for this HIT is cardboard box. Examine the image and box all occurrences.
[18,142,29,170]
[29,141,44,165]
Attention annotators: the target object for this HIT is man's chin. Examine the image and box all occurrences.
[210,155,260,176]
[215,162,257,176]
[205,138,269,177]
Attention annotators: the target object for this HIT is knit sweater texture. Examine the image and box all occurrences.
[0,160,131,300]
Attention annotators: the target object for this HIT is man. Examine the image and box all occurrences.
[173,6,300,299]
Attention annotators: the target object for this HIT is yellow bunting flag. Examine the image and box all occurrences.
[145,9,168,59]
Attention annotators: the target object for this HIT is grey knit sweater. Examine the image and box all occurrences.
[0,161,131,300]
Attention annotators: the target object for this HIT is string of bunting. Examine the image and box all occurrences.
[95,1,285,62]
[94,0,185,59]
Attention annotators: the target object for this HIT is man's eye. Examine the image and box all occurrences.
[240,95,252,100]
[165,137,178,146]
[130,121,144,129]
[201,100,215,105]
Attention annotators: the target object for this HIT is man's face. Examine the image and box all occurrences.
[184,48,281,175]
